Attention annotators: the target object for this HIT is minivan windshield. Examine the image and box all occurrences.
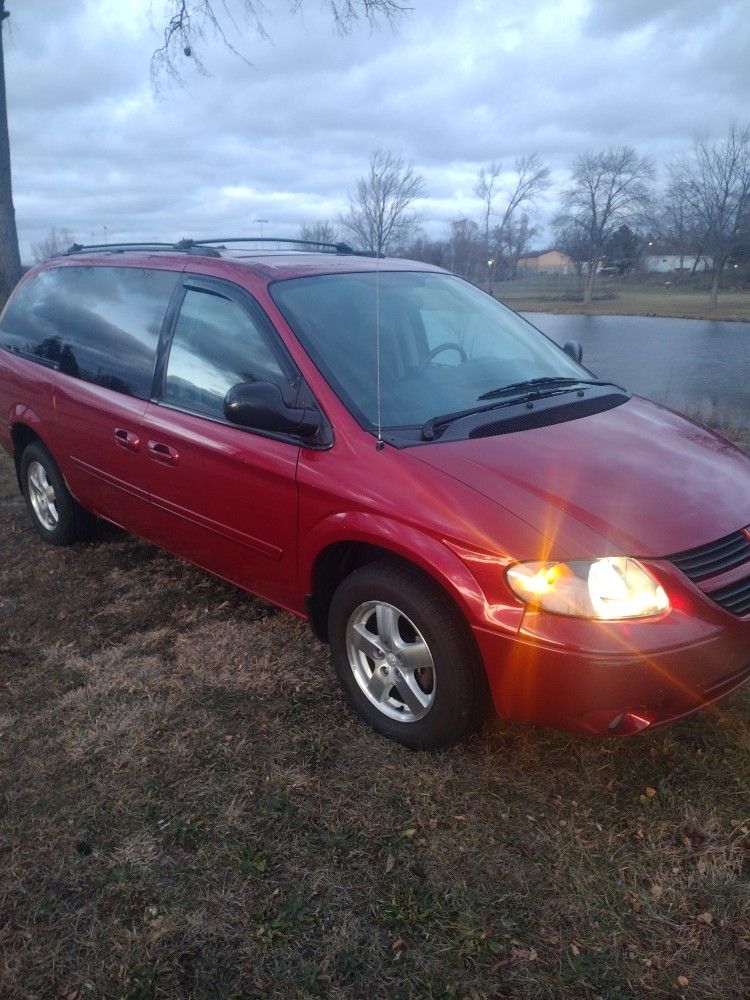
[270,271,590,433]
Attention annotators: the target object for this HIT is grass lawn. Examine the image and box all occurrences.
[497,277,750,323]
[1,449,749,999]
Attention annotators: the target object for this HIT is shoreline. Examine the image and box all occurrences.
[504,299,750,323]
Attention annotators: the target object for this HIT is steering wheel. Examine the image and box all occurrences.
[419,341,467,368]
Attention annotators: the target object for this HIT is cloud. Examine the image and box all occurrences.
[5,0,750,258]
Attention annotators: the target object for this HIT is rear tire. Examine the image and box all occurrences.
[328,560,484,749]
[20,441,91,546]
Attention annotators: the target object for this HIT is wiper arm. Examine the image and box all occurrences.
[421,396,553,441]
[423,379,629,441]
[477,377,625,401]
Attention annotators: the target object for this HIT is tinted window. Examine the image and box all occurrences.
[0,265,178,399]
[270,271,587,429]
[162,288,287,420]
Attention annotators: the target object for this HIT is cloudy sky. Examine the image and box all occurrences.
[6,0,750,259]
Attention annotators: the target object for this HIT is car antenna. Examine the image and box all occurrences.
[375,244,384,452]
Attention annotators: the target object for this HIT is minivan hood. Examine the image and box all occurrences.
[410,397,750,560]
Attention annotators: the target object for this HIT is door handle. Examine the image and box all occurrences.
[147,440,179,466]
[114,427,140,452]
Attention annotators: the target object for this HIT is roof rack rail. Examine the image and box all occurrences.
[178,237,376,257]
[55,241,223,258]
[55,238,378,259]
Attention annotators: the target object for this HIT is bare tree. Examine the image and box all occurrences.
[152,1,410,81]
[501,212,537,279]
[494,155,550,245]
[340,149,426,255]
[555,221,590,294]
[31,227,76,263]
[397,233,446,267]
[474,161,502,256]
[554,147,654,304]
[655,178,697,270]
[473,154,550,281]
[0,1,20,299]
[445,218,481,279]
[669,121,750,307]
[299,220,340,246]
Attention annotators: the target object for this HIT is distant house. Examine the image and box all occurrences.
[642,249,712,273]
[517,249,576,275]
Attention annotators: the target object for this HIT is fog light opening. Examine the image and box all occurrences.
[609,710,655,735]
[608,713,624,732]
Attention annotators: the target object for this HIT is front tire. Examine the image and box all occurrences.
[20,441,89,546]
[328,560,484,749]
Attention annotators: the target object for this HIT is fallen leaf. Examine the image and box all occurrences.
[697,911,713,925]
[385,853,395,873]
[650,884,664,899]
[511,946,538,961]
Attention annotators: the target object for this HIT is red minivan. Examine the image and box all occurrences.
[1,240,749,747]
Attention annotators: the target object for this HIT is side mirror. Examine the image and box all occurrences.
[224,381,321,440]
[563,340,583,363]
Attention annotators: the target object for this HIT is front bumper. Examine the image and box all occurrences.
[472,564,750,735]
[474,624,750,734]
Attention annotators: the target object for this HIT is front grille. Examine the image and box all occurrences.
[707,577,750,617]
[667,529,750,583]
[668,528,750,618]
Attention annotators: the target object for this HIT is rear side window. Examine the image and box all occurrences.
[0,265,178,399]
[162,288,287,420]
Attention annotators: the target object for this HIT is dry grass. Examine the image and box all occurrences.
[1,451,749,999]
[497,278,750,322]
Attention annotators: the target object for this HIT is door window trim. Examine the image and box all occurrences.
[151,273,332,449]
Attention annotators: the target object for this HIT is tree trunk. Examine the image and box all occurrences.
[0,4,21,301]
[584,257,598,304]
[709,260,721,309]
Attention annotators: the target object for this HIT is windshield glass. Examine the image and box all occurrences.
[270,271,589,430]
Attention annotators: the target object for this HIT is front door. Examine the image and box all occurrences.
[141,277,302,611]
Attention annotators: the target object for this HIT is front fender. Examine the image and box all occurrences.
[301,510,526,635]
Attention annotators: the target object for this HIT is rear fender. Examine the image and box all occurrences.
[8,405,51,487]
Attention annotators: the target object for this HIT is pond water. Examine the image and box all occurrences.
[521,312,750,429]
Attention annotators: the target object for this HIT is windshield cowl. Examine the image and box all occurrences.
[420,384,630,443]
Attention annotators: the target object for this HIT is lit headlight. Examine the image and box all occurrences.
[506,557,669,620]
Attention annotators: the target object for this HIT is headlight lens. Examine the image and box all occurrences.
[506,556,669,619]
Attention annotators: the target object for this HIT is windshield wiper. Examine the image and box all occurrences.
[477,377,625,401]
[421,394,569,441]
[422,378,629,441]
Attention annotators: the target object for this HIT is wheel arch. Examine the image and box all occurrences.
[10,418,46,490]
[303,516,488,644]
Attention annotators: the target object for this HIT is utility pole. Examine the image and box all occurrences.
[255,218,269,246]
